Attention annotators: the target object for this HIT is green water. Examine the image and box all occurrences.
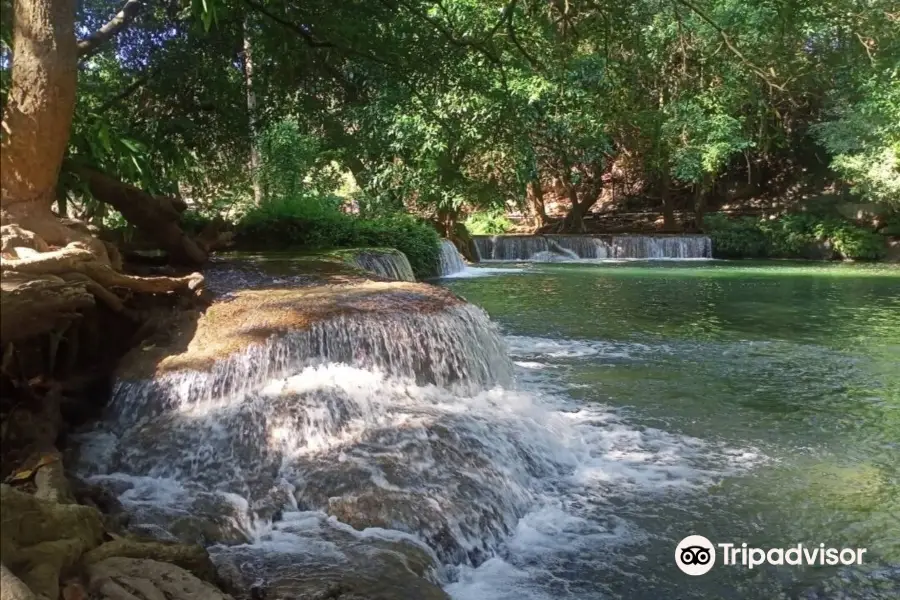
[443,261,900,599]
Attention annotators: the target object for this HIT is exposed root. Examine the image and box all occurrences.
[0,222,204,344]
[58,273,128,316]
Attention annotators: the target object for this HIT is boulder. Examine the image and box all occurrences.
[86,557,231,600]
[83,539,218,584]
[0,484,105,600]
[212,533,448,600]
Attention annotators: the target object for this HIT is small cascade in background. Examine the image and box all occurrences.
[473,236,551,261]
[473,234,711,261]
[436,239,468,276]
[548,235,612,259]
[350,249,416,281]
[611,235,712,259]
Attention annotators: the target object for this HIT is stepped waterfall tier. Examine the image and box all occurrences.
[473,234,712,261]
[70,258,785,599]
[436,239,467,276]
[346,248,416,281]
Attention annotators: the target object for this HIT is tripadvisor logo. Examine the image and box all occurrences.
[674,535,867,576]
[675,535,716,575]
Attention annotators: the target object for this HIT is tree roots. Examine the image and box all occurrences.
[1,223,204,344]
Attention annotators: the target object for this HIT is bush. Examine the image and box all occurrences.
[704,214,769,258]
[817,220,886,260]
[706,213,886,260]
[233,194,441,278]
[464,209,513,235]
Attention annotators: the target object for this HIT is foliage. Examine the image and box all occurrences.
[706,214,887,260]
[464,210,513,235]
[811,69,900,207]
[6,0,898,240]
[234,195,441,278]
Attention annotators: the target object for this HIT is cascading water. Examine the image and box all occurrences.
[74,270,754,599]
[436,240,468,276]
[350,249,416,281]
[610,235,712,259]
[473,234,711,261]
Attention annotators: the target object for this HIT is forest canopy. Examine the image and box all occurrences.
[1,0,897,247]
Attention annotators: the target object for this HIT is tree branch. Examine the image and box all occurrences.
[241,0,333,48]
[385,0,505,67]
[77,0,144,59]
[97,74,151,113]
[672,0,787,92]
[505,1,545,72]
[242,0,396,67]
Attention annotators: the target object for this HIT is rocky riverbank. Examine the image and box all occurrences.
[1,253,457,600]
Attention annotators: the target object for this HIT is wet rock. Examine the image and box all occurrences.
[212,531,448,600]
[71,477,131,533]
[83,538,218,584]
[0,484,105,600]
[87,557,231,600]
[326,492,463,563]
[0,563,36,600]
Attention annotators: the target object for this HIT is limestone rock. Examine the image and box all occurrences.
[87,557,230,600]
[0,484,104,600]
[0,563,36,600]
[83,539,218,584]
[213,537,449,600]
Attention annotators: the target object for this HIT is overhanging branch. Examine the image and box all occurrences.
[77,0,144,59]
[672,0,788,93]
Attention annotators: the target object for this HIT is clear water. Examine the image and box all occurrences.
[440,261,900,599]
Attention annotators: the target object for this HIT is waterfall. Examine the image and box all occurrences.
[473,234,710,261]
[74,264,747,599]
[436,239,467,276]
[350,249,416,281]
[610,235,712,259]
[108,304,512,425]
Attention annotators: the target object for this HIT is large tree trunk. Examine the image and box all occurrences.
[1,0,204,346]
[1,0,79,247]
[526,178,548,229]
[556,171,601,233]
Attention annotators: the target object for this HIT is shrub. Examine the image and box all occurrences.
[705,213,886,260]
[464,209,513,235]
[816,220,886,260]
[704,214,769,258]
[233,194,441,278]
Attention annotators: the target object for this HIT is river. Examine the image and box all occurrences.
[440,260,899,599]
[75,258,899,599]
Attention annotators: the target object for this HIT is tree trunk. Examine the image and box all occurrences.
[661,171,676,231]
[0,0,204,349]
[526,178,548,229]
[693,179,708,231]
[556,171,600,233]
[1,0,78,246]
[242,17,263,204]
[71,166,208,265]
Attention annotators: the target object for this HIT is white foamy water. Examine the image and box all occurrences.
[473,234,712,262]
[349,249,416,281]
[75,306,760,599]
[437,239,468,276]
